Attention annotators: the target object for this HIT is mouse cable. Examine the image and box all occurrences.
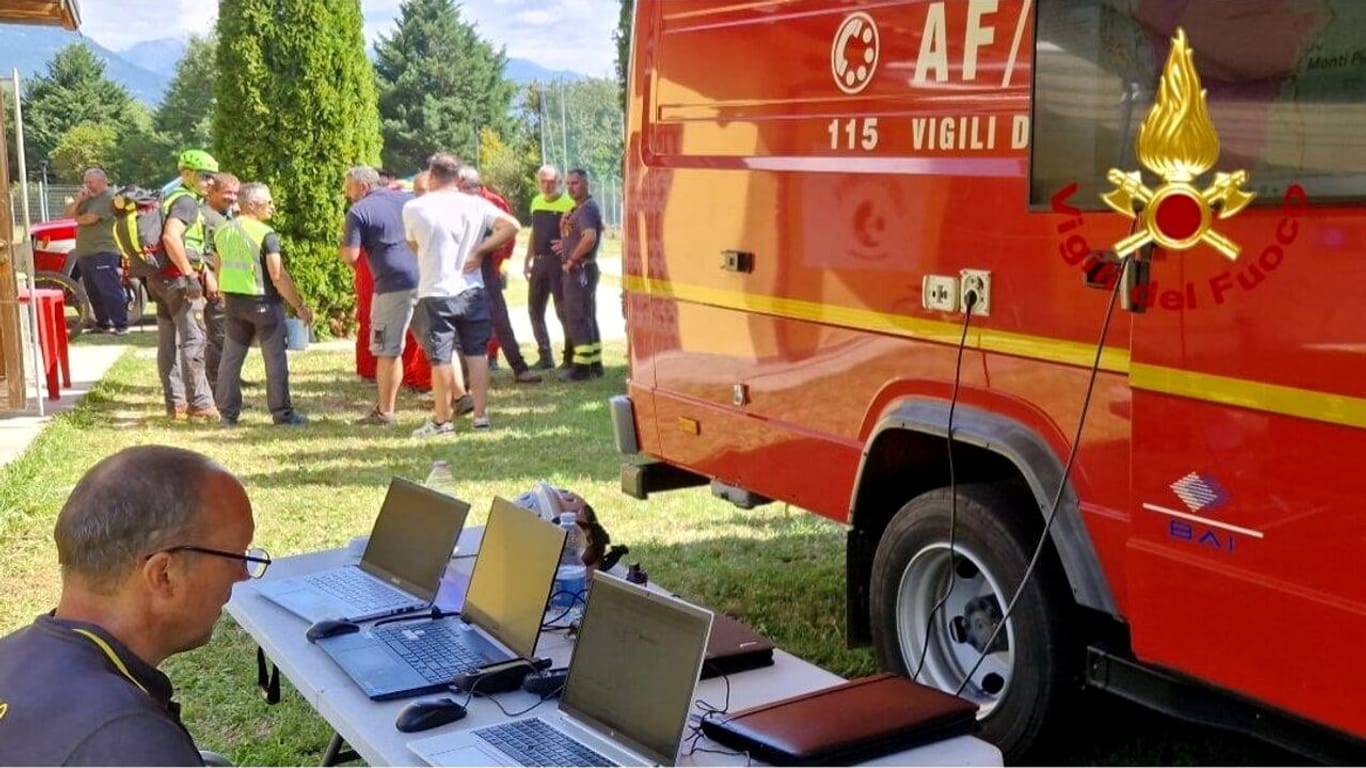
[541,589,588,630]
[471,686,562,719]
[372,606,457,630]
[911,289,976,681]
[953,253,1130,697]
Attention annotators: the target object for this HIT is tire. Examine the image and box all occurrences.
[32,271,92,340]
[869,484,1077,763]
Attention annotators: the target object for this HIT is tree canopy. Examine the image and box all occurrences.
[20,44,134,180]
[156,33,218,152]
[374,0,515,173]
[215,0,382,334]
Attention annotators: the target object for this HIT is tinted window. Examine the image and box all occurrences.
[1030,0,1366,208]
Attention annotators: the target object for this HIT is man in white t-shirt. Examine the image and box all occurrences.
[402,153,521,436]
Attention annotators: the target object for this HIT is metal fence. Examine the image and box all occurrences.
[7,182,81,225]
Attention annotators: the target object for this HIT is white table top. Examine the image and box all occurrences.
[226,530,1001,767]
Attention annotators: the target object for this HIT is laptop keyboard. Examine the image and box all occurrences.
[475,719,615,767]
[373,622,493,684]
[304,570,412,614]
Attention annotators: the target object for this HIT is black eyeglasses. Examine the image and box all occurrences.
[150,545,272,578]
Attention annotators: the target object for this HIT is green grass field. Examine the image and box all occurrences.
[0,314,1299,764]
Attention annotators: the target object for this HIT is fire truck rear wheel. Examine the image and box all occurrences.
[869,483,1076,762]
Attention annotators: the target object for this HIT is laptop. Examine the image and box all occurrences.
[315,497,566,700]
[255,477,469,623]
[408,572,714,767]
[701,611,776,679]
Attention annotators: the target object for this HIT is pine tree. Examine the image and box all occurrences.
[374,0,515,173]
[21,44,134,179]
[215,0,381,334]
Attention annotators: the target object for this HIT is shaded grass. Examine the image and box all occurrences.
[0,337,1298,766]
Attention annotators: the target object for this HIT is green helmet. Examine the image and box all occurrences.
[178,149,219,173]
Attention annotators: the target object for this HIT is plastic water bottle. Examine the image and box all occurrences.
[424,460,457,497]
[551,513,588,614]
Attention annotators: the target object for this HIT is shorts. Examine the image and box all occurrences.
[369,289,416,357]
[417,289,490,366]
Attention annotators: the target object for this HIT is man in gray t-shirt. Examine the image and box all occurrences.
[64,167,128,333]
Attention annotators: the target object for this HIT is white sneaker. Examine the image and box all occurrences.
[472,416,491,431]
[411,419,455,438]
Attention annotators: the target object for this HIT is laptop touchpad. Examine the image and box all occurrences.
[436,745,510,766]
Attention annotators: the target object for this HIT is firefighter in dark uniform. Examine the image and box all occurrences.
[558,169,604,381]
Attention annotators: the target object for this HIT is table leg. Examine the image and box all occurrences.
[320,733,359,766]
[37,300,59,401]
[52,297,71,388]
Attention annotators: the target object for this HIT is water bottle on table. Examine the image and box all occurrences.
[551,512,588,616]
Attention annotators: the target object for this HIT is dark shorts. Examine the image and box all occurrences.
[417,289,490,365]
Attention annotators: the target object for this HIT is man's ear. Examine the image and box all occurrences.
[140,552,179,600]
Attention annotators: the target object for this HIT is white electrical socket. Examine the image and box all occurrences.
[922,275,960,312]
[959,269,991,316]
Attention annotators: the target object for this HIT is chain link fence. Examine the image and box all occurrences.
[7,182,81,226]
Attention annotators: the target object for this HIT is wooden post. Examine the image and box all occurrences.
[0,80,25,411]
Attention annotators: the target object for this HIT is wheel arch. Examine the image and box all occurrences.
[845,397,1118,644]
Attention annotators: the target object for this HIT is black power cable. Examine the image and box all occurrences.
[953,255,1131,698]
[910,289,977,680]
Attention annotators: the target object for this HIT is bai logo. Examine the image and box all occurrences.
[832,12,879,94]
[1143,472,1264,555]
[1051,29,1307,310]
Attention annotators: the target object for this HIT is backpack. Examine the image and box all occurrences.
[110,186,168,278]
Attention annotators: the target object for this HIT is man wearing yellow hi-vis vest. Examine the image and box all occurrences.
[213,182,312,427]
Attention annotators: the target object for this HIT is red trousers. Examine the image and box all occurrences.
[354,255,431,391]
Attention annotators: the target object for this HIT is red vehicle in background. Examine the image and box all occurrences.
[29,217,147,337]
[614,0,1366,762]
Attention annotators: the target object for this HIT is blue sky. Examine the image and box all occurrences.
[78,0,618,76]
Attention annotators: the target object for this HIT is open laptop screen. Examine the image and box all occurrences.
[460,497,566,659]
[561,574,713,766]
[359,477,470,602]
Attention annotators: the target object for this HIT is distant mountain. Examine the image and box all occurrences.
[505,59,587,84]
[119,37,189,79]
[0,25,169,105]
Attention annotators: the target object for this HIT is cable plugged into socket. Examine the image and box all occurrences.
[959,269,990,316]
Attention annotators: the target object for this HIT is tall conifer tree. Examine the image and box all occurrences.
[215,0,381,332]
[373,0,515,173]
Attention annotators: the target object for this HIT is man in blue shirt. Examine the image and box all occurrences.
[341,166,421,426]
[0,445,268,765]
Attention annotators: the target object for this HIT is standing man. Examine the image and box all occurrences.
[558,168,604,381]
[64,168,128,335]
[457,167,541,384]
[153,150,219,421]
[340,166,419,426]
[403,154,520,436]
[200,172,240,392]
[524,165,574,370]
[0,445,267,765]
[213,183,310,427]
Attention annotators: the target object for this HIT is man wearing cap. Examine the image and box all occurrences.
[151,149,220,421]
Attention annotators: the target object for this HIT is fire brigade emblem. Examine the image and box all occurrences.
[1100,29,1254,260]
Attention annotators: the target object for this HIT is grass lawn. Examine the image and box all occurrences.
[0,328,1298,765]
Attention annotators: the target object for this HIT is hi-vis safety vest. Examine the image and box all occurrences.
[214,217,273,297]
[161,187,206,259]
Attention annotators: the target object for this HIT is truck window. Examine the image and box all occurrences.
[1029,0,1366,208]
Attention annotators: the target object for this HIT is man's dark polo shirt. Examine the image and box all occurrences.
[0,614,202,766]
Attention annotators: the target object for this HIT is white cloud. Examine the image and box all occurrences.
[77,0,618,77]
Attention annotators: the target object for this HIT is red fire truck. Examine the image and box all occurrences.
[613,0,1366,761]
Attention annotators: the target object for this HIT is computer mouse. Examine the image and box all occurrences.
[395,697,467,733]
[305,618,360,643]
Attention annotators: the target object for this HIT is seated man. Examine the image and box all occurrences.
[0,445,267,765]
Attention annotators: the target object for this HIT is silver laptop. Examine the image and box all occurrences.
[255,477,469,623]
[408,572,714,767]
[315,497,568,700]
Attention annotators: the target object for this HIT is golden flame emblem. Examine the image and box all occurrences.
[1101,29,1254,260]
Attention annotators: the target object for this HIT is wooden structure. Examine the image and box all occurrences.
[0,0,81,410]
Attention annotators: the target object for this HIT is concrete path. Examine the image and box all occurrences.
[0,339,129,468]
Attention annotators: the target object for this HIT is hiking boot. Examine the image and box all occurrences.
[412,419,455,438]
[220,416,238,429]
[187,406,220,422]
[472,416,492,431]
[590,362,604,378]
[355,407,397,426]
[455,394,474,416]
[559,364,592,382]
[111,327,130,336]
[275,412,308,426]
[513,369,543,384]
[168,406,189,420]
[533,353,555,371]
